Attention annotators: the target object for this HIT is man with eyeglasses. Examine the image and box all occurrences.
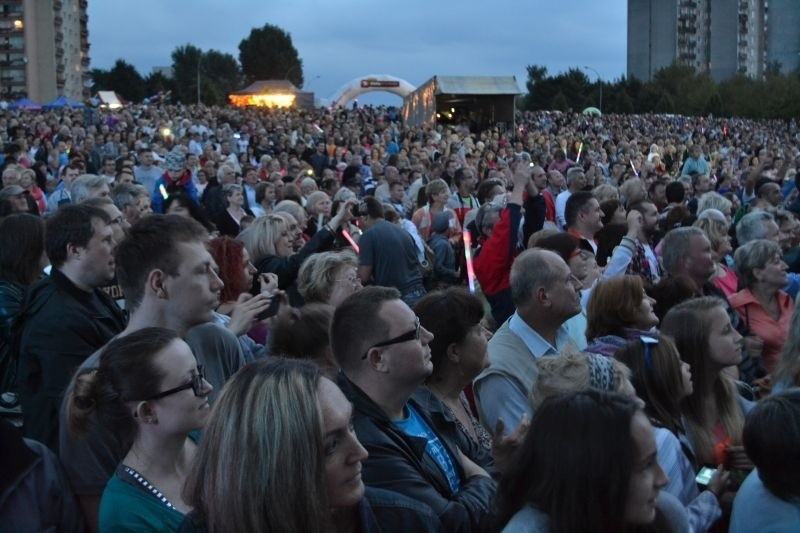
[58,214,245,532]
[474,249,581,435]
[332,286,496,532]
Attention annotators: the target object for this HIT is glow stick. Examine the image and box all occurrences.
[462,229,476,293]
[159,184,168,200]
[342,230,359,253]
[575,142,583,164]
[629,160,639,177]
[318,213,324,228]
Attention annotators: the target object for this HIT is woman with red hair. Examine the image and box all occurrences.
[207,236,278,360]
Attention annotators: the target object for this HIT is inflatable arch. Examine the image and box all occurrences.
[330,74,415,108]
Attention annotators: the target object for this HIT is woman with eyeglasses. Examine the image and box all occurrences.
[66,328,213,532]
[616,334,728,532]
[412,289,499,463]
[297,250,362,308]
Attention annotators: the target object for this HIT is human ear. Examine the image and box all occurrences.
[133,401,158,424]
[147,269,168,299]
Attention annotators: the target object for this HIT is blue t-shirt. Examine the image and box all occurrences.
[730,469,800,533]
[394,404,461,493]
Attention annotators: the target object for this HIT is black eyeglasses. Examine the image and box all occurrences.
[640,336,658,369]
[145,365,206,400]
[362,318,421,359]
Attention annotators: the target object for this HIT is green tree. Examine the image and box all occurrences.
[238,23,303,86]
[551,91,569,111]
[171,45,242,105]
[616,91,635,114]
[144,71,175,99]
[198,50,241,106]
[105,59,146,102]
[171,44,204,104]
[88,68,109,93]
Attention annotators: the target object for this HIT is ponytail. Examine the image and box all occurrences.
[64,328,180,441]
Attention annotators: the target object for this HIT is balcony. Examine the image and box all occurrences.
[80,57,89,66]
[55,31,63,42]
[55,46,63,57]
[54,0,62,10]
[55,15,63,26]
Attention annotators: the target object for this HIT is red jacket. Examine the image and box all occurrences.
[473,204,521,297]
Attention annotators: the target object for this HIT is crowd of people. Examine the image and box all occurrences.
[1,101,800,532]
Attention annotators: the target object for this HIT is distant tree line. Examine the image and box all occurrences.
[88,23,303,106]
[522,61,800,119]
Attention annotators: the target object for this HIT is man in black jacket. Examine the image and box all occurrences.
[331,287,496,532]
[17,204,126,449]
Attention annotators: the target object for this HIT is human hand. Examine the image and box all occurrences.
[457,448,490,479]
[491,416,530,474]
[331,198,358,229]
[626,210,643,237]
[706,465,730,498]
[725,445,754,471]
[227,292,272,336]
[258,272,279,296]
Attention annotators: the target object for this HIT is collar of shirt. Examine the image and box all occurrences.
[508,311,569,358]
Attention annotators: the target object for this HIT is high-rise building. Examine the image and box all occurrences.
[0,0,90,103]
[628,0,799,81]
[767,0,800,74]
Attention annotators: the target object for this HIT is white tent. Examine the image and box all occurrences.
[95,91,124,109]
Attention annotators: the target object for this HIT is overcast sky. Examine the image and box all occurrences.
[88,0,627,105]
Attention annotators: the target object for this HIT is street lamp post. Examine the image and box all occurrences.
[583,65,602,112]
[305,75,320,91]
[284,65,302,87]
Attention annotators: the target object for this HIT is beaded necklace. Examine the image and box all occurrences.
[122,465,176,510]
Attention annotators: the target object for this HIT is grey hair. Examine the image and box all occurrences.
[71,174,108,203]
[274,199,306,222]
[734,239,782,289]
[110,183,140,209]
[565,167,585,185]
[510,249,562,307]
[697,192,732,217]
[661,226,705,275]
[736,211,775,245]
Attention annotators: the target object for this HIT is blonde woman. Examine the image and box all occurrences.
[661,297,753,470]
[694,209,737,297]
[411,179,461,241]
[181,358,438,533]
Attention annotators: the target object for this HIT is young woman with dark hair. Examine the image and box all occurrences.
[67,328,213,532]
[496,389,670,533]
[0,213,46,403]
[616,335,728,532]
